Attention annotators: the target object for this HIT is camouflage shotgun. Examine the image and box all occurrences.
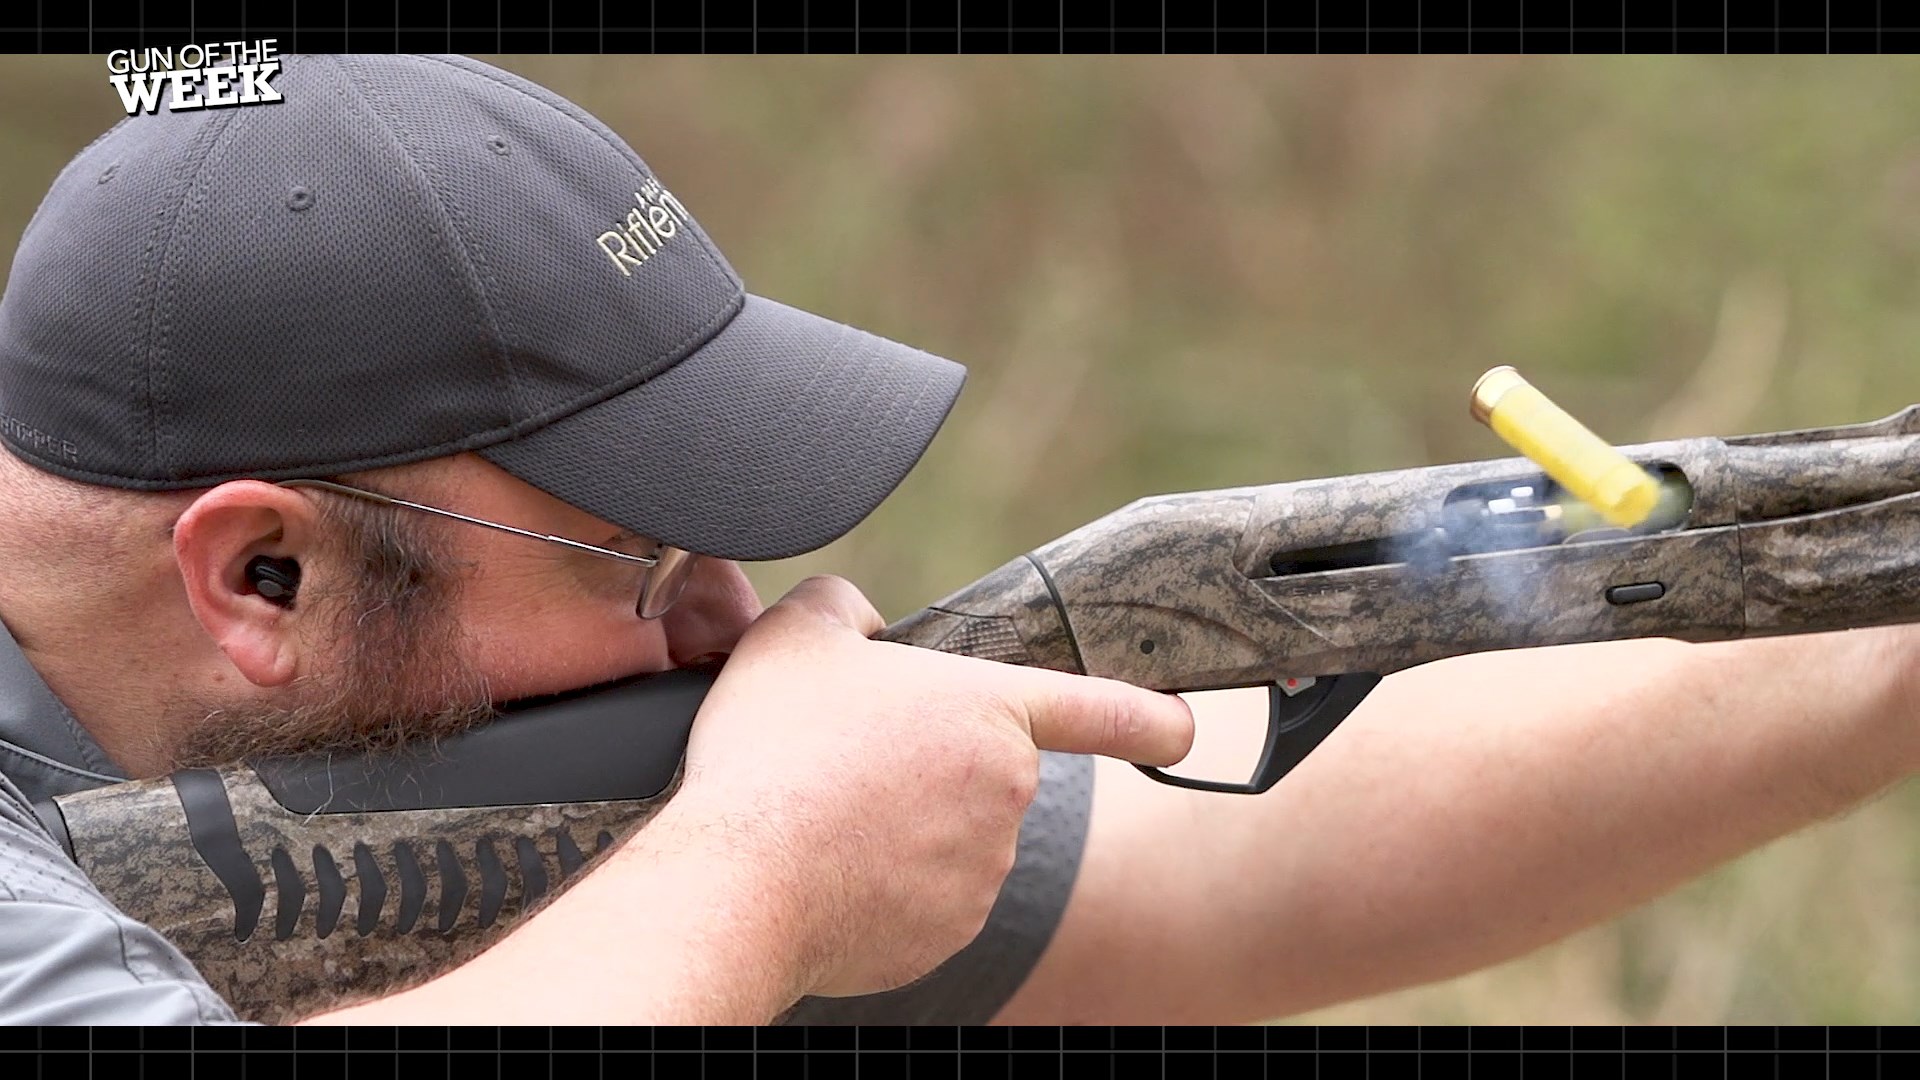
[31,405,1920,1023]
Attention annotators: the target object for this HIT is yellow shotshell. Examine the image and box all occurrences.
[1469,366,1662,528]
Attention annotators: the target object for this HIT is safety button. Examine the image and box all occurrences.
[1605,582,1666,605]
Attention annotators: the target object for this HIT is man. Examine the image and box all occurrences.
[0,54,1914,1026]
[0,52,1197,1025]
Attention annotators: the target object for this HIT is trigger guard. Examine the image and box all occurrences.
[1137,673,1382,795]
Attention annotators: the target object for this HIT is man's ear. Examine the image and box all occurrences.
[172,481,320,689]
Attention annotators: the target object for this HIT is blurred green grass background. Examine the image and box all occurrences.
[5,56,1919,1023]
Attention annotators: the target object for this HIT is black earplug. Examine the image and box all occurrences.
[246,556,301,607]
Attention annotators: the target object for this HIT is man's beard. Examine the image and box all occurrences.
[165,494,495,770]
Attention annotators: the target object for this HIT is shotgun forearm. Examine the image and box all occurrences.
[889,406,1920,683]
[42,406,1920,1021]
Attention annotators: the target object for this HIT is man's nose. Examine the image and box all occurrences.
[661,557,764,667]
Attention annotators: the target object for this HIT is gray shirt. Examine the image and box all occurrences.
[0,616,1093,1024]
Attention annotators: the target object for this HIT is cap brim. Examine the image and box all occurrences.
[477,294,966,561]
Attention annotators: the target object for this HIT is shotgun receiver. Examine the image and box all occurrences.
[35,406,1920,1022]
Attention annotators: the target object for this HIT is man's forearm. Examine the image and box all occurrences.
[302,802,815,1025]
[1003,626,1919,1023]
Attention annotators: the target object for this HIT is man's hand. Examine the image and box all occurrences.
[308,575,1191,1024]
[674,575,1194,999]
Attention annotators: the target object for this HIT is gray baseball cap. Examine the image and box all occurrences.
[0,54,964,561]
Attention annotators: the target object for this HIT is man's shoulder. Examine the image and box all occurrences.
[0,766,51,851]
[0,761,243,1024]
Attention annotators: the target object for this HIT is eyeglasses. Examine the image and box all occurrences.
[277,479,699,620]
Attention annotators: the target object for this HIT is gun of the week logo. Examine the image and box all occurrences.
[107,40,283,115]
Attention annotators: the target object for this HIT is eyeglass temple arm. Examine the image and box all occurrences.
[277,479,660,567]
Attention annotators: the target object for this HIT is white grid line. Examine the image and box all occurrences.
[42,0,1912,51]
